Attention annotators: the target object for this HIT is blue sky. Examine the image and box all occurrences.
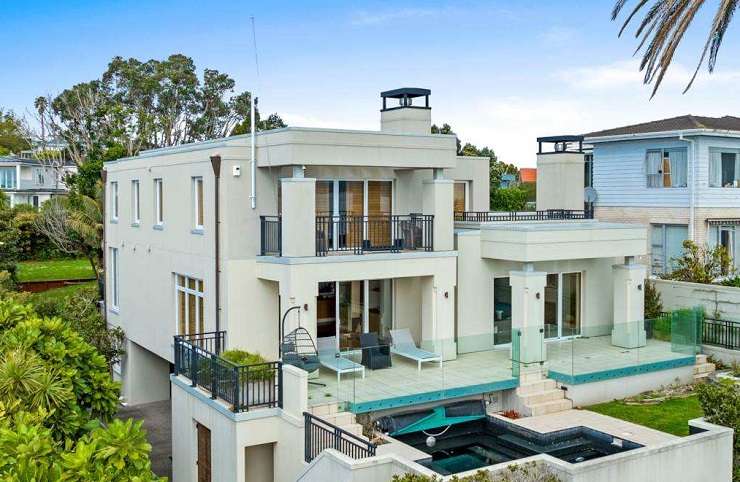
[2,0,740,166]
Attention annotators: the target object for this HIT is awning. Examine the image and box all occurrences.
[707,219,740,226]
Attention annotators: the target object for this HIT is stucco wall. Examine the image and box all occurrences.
[653,279,740,321]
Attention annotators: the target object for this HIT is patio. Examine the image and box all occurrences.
[307,336,696,413]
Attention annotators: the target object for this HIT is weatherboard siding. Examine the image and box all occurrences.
[593,135,740,209]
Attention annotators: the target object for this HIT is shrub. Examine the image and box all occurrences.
[722,276,740,288]
[696,379,740,481]
[490,187,528,212]
[664,240,733,284]
[391,462,562,481]
[221,349,275,382]
[644,280,664,319]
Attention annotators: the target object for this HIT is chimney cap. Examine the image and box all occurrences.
[381,87,431,99]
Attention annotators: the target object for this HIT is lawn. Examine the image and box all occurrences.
[587,395,704,436]
[17,259,95,282]
[28,281,97,305]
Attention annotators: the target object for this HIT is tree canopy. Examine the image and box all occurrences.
[0,110,31,155]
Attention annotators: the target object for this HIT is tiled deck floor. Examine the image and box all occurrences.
[308,337,693,411]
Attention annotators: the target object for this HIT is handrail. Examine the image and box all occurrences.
[454,209,593,223]
[173,333,282,412]
[260,215,282,256]
[303,411,376,463]
[703,318,740,350]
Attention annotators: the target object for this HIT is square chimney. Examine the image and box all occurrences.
[380,87,431,134]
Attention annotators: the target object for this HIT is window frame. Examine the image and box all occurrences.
[192,176,204,231]
[110,181,119,221]
[645,148,688,189]
[109,247,119,312]
[131,179,140,225]
[709,148,740,188]
[175,274,205,336]
[153,178,164,227]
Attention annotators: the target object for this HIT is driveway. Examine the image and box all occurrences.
[117,399,172,479]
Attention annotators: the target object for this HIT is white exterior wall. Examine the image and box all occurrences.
[653,279,740,321]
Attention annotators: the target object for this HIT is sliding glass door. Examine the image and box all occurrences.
[493,277,512,345]
[545,272,582,339]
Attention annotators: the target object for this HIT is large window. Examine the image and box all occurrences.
[109,247,119,310]
[35,168,45,185]
[453,182,467,214]
[709,149,740,188]
[0,167,16,189]
[154,178,164,226]
[651,224,688,274]
[110,181,119,221]
[544,272,582,339]
[646,148,687,188]
[131,180,140,225]
[193,177,204,230]
[493,277,512,345]
[176,275,204,335]
[709,224,740,270]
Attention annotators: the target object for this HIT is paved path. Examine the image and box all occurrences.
[117,400,172,479]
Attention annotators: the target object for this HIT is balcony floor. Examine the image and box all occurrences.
[307,336,695,413]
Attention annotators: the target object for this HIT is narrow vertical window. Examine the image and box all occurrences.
[110,247,119,310]
[154,178,163,226]
[110,181,119,221]
[175,275,205,335]
[193,177,204,230]
[131,180,140,225]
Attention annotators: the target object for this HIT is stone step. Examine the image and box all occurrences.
[696,354,708,365]
[529,398,573,417]
[342,423,365,438]
[693,363,716,375]
[694,372,711,381]
[521,389,564,406]
[309,402,340,416]
[516,379,557,396]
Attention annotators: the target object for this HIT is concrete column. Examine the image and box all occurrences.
[611,260,647,348]
[282,364,308,419]
[422,177,454,251]
[509,268,547,364]
[281,177,315,257]
[420,275,457,361]
[279,276,318,346]
[121,339,171,405]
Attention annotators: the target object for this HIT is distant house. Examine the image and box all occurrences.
[519,167,536,184]
[585,115,740,274]
[499,173,517,188]
[0,155,74,207]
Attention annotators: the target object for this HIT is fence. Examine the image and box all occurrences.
[304,412,376,463]
[703,318,740,350]
[454,209,593,223]
[315,214,433,256]
[260,216,282,256]
[174,332,282,412]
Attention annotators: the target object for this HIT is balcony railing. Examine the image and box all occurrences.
[260,216,282,256]
[174,332,282,412]
[454,208,594,223]
[703,318,740,350]
[304,412,376,463]
[315,214,433,256]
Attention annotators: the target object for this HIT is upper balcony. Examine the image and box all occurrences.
[260,214,434,257]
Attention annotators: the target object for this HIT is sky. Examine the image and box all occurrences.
[2,0,740,167]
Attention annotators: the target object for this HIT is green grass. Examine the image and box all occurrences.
[17,259,95,282]
[28,281,97,305]
[587,395,703,436]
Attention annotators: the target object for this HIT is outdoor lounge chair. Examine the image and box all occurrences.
[317,336,365,383]
[389,328,443,371]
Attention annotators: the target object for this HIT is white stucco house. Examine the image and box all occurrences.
[584,115,740,274]
[0,154,72,207]
[104,90,719,482]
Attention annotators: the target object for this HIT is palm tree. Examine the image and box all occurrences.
[613,0,738,97]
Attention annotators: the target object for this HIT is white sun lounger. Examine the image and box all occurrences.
[389,329,443,371]
[317,336,365,383]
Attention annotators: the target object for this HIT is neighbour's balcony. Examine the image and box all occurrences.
[455,208,593,223]
[260,214,434,257]
[173,331,283,412]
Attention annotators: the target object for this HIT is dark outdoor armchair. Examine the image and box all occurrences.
[360,332,392,370]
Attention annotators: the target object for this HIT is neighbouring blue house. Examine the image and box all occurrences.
[584,115,740,274]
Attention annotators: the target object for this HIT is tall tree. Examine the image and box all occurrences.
[0,110,31,155]
[613,1,738,96]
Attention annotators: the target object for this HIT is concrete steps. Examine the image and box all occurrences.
[529,399,574,417]
[693,354,715,382]
[514,371,573,416]
[308,402,365,438]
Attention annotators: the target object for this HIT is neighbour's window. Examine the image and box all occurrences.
[110,181,119,221]
[193,177,204,230]
[646,148,687,188]
[0,167,16,189]
[709,149,740,188]
[709,224,740,271]
[32,195,39,209]
[651,224,688,274]
[175,275,204,335]
[131,180,140,224]
[154,178,163,225]
[109,247,119,310]
[35,168,45,185]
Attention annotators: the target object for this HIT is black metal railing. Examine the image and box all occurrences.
[304,412,376,463]
[260,216,282,256]
[703,318,740,350]
[174,332,283,412]
[454,208,594,223]
[315,214,433,256]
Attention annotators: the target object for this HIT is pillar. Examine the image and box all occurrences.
[611,258,647,348]
[509,267,547,365]
[420,275,457,361]
[281,177,315,257]
[121,339,171,405]
[422,171,454,251]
